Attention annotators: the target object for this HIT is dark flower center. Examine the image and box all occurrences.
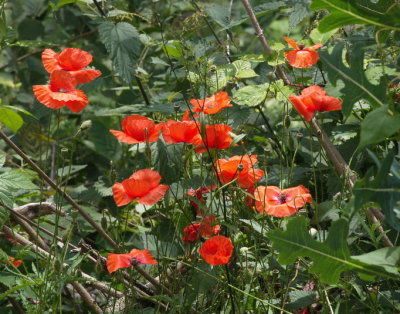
[298,44,305,50]
[237,164,244,171]
[278,193,288,204]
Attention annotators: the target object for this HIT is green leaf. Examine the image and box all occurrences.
[0,170,37,190]
[232,85,267,107]
[309,27,339,44]
[0,108,23,133]
[57,165,87,178]
[99,21,142,84]
[287,0,311,28]
[319,44,386,116]
[358,105,400,150]
[268,216,400,284]
[310,0,400,32]
[232,60,258,79]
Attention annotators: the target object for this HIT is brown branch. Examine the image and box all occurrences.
[0,129,117,247]
[240,0,393,247]
[12,202,62,221]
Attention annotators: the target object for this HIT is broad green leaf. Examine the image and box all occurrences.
[287,0,311,28]
[99,21,142,84]
[0,186,11,229]
[232,60,258,79]
[319,44,386,116]
[310,0,400,32]
[0,170,37,190]
[232,85,267,107]
[268,216,400,284]
[358,105,400,150]
[57,164,87,178]
[309,27,338,44]
[0,153,5,167]
[0,108,23,133]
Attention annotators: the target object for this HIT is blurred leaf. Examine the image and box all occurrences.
[310,0,400,32]
[85,120,121,160]
[269,216,400,284]
[309,27,338,44]
[358,105,400,150]
[232,60,258,79]
[0,107,23,133]
[233,85,267,107]
[0,170,37,190]
[320,43,386,116]
[287,0,311,28]
[286,290,317,311]
[99,21,142,84]
[57,165,87,178]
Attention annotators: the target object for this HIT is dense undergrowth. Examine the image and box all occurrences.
[0,0,400,313]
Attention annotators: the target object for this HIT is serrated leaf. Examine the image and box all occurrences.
[288,1,311,28]
[268,216,400,284]
[232,85,267,107]
[99,21,141,84]
[0,170,37,190]
[310,0,400,32]
[0,108,23,133]
[319,43,386,116]
[232,60,258,79]
[358,105,400,150]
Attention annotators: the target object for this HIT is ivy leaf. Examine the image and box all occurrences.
[0,108,23,133]
[99,21,142,84]
[319,43,386,116]
[358,105,400,150]
[268,216,400,284]
[310,0,400,32]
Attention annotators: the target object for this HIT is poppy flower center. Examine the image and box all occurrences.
[298,44,305,50]
[58,88,67,93]
[131,257,138,266]
[237,164,244,171]
[278,193,288,204]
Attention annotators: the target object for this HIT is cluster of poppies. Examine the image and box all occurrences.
[32,48,101,113]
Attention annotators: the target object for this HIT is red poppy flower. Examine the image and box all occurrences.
[2,257,22,267]
[42,48,101,84]
[192,124,233,153]
[254,185,312,217]
[107,248,157,274]
[288,85,342,122]
[215,155,264,188]
[190,91,233,114]
[161,120,199,144]
[188,185,216,214]
[112,169,169,206]
[199,235,233,266]
[283,37,323,68]
[182,216,221,243]
[32,70,89,113]
[110,115,162,144]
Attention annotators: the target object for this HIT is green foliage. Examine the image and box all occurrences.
[268,216,400,284]
[311,0,400,32]
[0,107,23,133]
[99,21,142,84]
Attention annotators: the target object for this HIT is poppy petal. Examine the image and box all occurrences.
[112,182,134,207]
[129,249,157,264]
[308,43,323,50]
[42,49,61,73]
[58,48,93,71]
[199,236,233,266]
[109,130,142,144]
[283,37,299,49]
[288,95,315,122]
[50,70,77,91]
[107,253,133,273]
[32,85,65,109]
[71,69,102,85]
[130,169,162,188]
[63,90,89,113]
[137,185,169,205]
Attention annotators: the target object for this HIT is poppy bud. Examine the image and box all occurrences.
[79,120,92,131]
[284,115,291,128]
[174,104,180,112]
[101,217,107,229]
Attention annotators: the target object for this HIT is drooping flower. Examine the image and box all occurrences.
[42,48,101,84]
[190,91,233,114]
[199,235,233,266]
[182,216,221,243]
[192,124,233,153]
[2,257,23,267]
[288,85,342,122]
[254,185,312,217]
[161,120,199,144]
[32,70,88,113]
[110,115,162,144]
[112,169,169,206]
[283,37,323,68]
[107,249,157,274]
[215,155,264,188]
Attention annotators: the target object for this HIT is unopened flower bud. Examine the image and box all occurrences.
[79,120,92,131]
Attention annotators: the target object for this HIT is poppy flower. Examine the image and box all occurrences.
[199,235,233,266]
[182,216,221,243]
[192,124,233,153]
[190,91,233,114]
[161,120,199,144]
[215,155,264,188]
[110,115,162,144]
[107,248,157,274]
[112,169,169,206]
[42,48,101,84]
[288,85,342,122]
[283,37,323,68]
[32,70,89,113]
[254,185,312,217]
[188,185,216,214]
[2,257,22,267]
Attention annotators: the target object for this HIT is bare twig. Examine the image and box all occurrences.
[12,202,62,221]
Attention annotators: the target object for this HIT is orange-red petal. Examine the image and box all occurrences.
[129,249,157,265]
[42,49,61,73]
[109,130,142,144]
[137,185,169,205]
[285,50,319,68]
[288,94,315,122]
[199,236,233,266]
[112,182,134,207]
[58,48,93,71]
[283,37,299,49]
[71,69,102,85]
[32,85,65,110]
[130,169,161,188]
[107,253,134,273]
